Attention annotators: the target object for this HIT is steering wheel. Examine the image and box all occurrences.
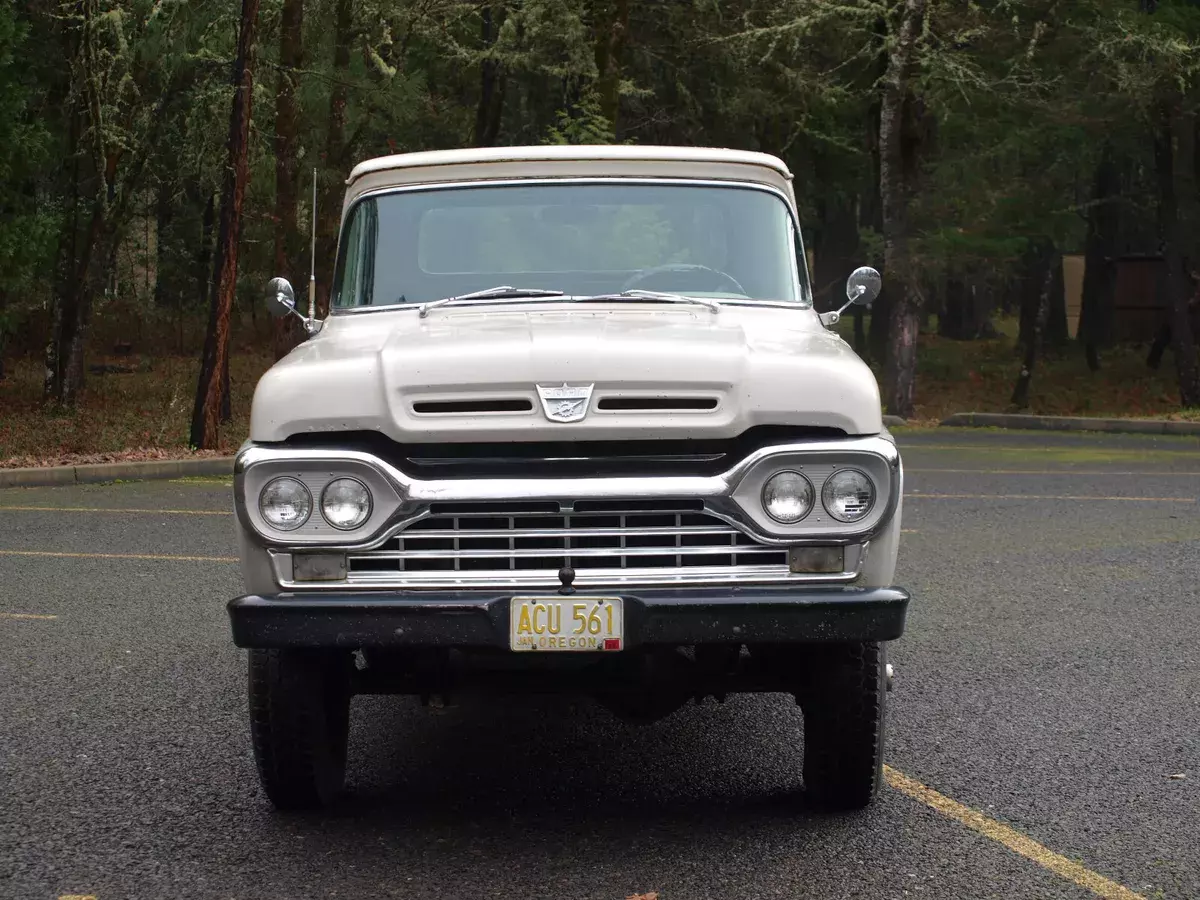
[620,263,749,296]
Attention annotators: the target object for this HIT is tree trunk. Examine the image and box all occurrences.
[197,192,216,309]
[315,0,354,319]
[190,0,261,449]
[1016,241,1054,353]
[48,196,106,406]
[154,181,174,309]
[863,18,888,363]
[273,0,304,360]
[593,0,629,137]
[473,5,507,147]
[879,0,927,419]
[221,351,232,424]
[937,275,979,340]
[1154,101,1200,406]
[813,189,860,313]
[1010,256,1052,410]
[1043,258,1069,351]
[1078,144,1120,371]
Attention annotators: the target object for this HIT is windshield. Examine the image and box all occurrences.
[330,181,809,310]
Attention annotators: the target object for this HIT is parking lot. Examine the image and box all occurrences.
[1,428,1198,900]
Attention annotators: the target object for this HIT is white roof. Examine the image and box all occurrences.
[347,144,793,184]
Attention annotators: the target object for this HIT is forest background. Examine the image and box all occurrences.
[1,0,1199,465]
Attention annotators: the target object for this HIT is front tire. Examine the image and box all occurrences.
[800,641,887,811]
[248,649,353,810]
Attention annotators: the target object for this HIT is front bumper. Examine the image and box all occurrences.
[227,585,910,650]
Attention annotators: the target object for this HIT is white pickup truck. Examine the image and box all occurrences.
[228,144,908,812]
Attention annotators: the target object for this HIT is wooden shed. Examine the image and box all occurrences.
[1113,254,1168,343]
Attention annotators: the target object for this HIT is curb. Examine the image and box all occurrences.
[940,412,1200,436]
[882,415,908,428]
[0,457,235,489]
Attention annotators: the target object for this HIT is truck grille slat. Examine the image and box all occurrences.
[340,500,853,588]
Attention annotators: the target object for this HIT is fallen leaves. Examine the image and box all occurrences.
[1,446,230,470]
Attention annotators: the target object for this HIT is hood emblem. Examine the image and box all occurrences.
[536,383,594,423]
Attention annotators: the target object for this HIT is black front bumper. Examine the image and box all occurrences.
[227,585,910,650]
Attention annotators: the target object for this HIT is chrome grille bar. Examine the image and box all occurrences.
[344,564,807,589]
[400,525,737,538]
[360,544,786,561]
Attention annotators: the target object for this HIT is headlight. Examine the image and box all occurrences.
[822,468,875,522]
[321,478,372,530]
[761,470,814,523]
[259,477,312,531]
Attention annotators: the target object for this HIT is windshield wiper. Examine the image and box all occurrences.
[572,289,721,314]
[417,286,565,318]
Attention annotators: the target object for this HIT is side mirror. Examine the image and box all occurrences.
[846,266,881,306]
[266,277,296,318]
[820,266,882,328]
[265,276,322,336]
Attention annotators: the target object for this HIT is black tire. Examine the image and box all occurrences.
[800,641,886,811]
[248,648,353,810]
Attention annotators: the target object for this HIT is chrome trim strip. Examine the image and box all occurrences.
[398,525,739,539]
[359,544,786,561]
[234,435,901,552]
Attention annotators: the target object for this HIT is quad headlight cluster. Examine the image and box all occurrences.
[258,476,372,532]
[761,468,876,525]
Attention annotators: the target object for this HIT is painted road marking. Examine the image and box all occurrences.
[59,895,97,900]
[0,549,236,563]
[0,505,230,516]
[0,612,58,620]
[906,468,1200,476]
[884,766,1145,900]
[907,492,1195,503]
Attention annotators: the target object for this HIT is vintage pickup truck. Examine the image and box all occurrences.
[228,144,908,812]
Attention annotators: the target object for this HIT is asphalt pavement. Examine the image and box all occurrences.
[1,428,1198,900]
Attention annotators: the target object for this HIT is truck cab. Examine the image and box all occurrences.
[228,144,908,812]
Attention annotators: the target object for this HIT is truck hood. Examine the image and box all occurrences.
[249,303,884,443]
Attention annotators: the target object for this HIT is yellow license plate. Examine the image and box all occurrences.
[509,596,624,652]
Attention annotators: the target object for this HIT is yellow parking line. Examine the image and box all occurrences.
[907,492,1194,503]
[0,612,59,620]
[0,549,236,563]
[884,766,1145,900]
[59,895,97,900]
[0,505,231,516]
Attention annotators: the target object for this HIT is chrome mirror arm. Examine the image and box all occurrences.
[819,286,866,328]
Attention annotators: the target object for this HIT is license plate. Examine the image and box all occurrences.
[509,596,624,652]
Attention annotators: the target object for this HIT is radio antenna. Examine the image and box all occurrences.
[308,167,317,322]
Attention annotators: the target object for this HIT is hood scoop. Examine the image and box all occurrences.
[412,398,534,415]
[596,396,719,412]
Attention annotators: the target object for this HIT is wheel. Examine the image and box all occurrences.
[800,641,886,811]
[248,648,353,810]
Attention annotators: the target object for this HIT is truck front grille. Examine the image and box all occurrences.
[344,499,803,588]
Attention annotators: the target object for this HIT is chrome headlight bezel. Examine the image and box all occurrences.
[237,453,407,546]
[726,448,893,541]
